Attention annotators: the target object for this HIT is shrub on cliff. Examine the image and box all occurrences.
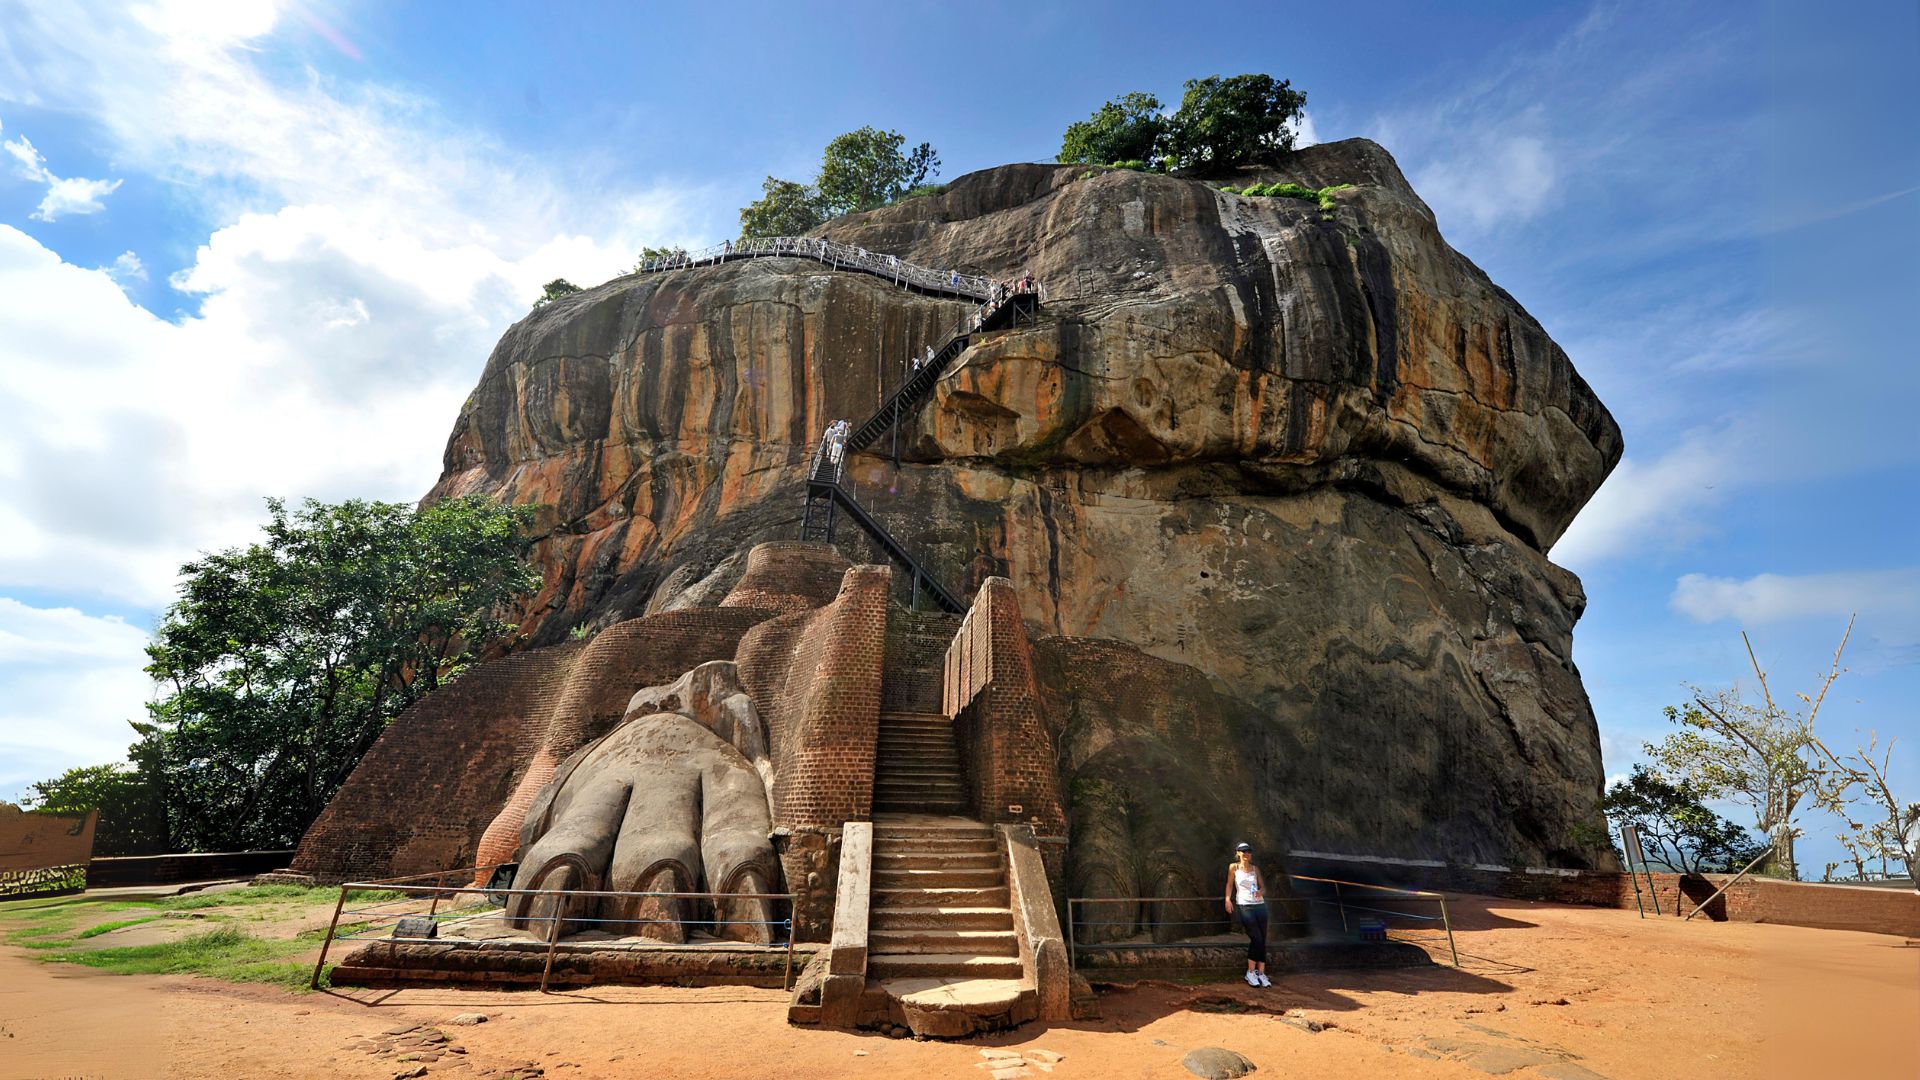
[532,278,580,309]
[739,177,829,239]
[1058,91,1168,166]
[1056,76,1306,174]
[1166,74,1307,173]
[49,496,541,852]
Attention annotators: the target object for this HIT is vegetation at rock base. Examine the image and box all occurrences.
[0,885,407,990]
[25,497,538,852]
[21,761,168,855]
[1057,74,1308,174]
[1602,765,1766,874]
[739,126,940,238]
[533,278,581,308]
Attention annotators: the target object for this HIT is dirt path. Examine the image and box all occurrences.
[2,896,1913,1079]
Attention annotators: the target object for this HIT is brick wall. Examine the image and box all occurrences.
[883,609,961,714]
[721,541,851,616]
[944,577,1066,836]
[293,606,778,884]
[737,564,891,829]
[1289,851,1920,938]
[290,643,586,883]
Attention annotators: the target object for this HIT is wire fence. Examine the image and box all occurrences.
[1066,875,1458,971]
[310,866,797,992]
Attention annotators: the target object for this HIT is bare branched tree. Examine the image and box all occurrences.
[1646,618,1857,880]
[1811,729,1918,889]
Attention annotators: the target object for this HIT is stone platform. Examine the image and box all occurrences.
[1071,938,1436,983]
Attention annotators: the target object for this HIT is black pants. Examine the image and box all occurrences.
[1231,902,1268,964]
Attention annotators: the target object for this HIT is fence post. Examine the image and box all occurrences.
[1333,881,1349,932]
[539,893,568,993]
[310,884,349,990]
[1439,894,1459,967]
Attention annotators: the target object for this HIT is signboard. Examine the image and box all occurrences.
[0,804,98,899]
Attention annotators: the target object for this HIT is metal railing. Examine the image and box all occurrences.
[1066,875,1459,971]
[310,866,797,993]
[633,236,1004,302]
[1288,874,1458,966]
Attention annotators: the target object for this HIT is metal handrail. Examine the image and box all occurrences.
[1066,877,1460,970]
[310,870,800,993]
[632,236,999,301]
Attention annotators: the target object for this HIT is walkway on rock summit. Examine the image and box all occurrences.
[634,236,1006,304]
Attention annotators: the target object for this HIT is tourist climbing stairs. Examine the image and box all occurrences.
[845,288,1040,456]
[798,450,967,613]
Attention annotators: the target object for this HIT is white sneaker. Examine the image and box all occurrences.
[1256,972,1272,987]
[1244,971,1260,987]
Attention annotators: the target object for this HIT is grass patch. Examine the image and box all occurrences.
[1219,181,1355,213]
[42,926,320,991]
[74,915,165,939]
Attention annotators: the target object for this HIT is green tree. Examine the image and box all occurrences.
[137,495,539,850]
[1165,74,1307,173]
[815,126,939,214]
[21,762,169,855]
[635,245,689,270]
[533,278,581,309]
[1058,91,1168,166]
[739,177,828,239]
[1603,765,1767,874]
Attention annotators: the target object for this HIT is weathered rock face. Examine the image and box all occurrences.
[432,139,1622,868]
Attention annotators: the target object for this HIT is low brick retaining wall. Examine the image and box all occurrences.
[331,938,820,989]
[87,850,295,888]
[1289,851,1920,938]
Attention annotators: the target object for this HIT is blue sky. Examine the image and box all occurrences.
[1,0,1914,875]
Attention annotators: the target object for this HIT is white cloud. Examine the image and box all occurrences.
[0,5,716,611]
[104,250,146,283]
[0,598,155,794]
[1551,430,1745,569]
[2,125,123,220]
[1412,131,1557,231]
[1671,570,1920,625]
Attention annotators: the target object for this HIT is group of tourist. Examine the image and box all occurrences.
[819,419,851,473]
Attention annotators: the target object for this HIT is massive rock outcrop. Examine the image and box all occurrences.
[431,139,1622,869]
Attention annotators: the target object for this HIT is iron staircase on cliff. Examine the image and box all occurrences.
[846,289,1040,463]
[800,447,966,614]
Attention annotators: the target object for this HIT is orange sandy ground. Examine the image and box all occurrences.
[1,896,1914,1080]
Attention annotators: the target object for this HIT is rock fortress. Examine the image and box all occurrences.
[272,139,1627,1036]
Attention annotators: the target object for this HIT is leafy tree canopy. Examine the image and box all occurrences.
[739,177,828,239]
[127,495,539,851]
[534,278,581,308]
[22,762,168,856]
[1166,74,1307,173]
[1603,765,1767,874]
[1058,91,1167,167]
[816,126,940,215]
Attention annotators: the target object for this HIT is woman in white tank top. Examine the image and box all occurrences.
[1224,842,1270,987]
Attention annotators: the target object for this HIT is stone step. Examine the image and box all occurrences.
[868,953,1025,980]
[874,798,970,813]
[870,906,1014,931]
[873,885,1010,907]
[872,815,991,833]
[874,866,1003,889]
[870,929,1020,957]
[873,851,999,871]
[874,781,967,797]
[876,735,959,750]
[879,711,952,721]
[879,720,956,733]
[877,765,960,779]
[868,835,998,855]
